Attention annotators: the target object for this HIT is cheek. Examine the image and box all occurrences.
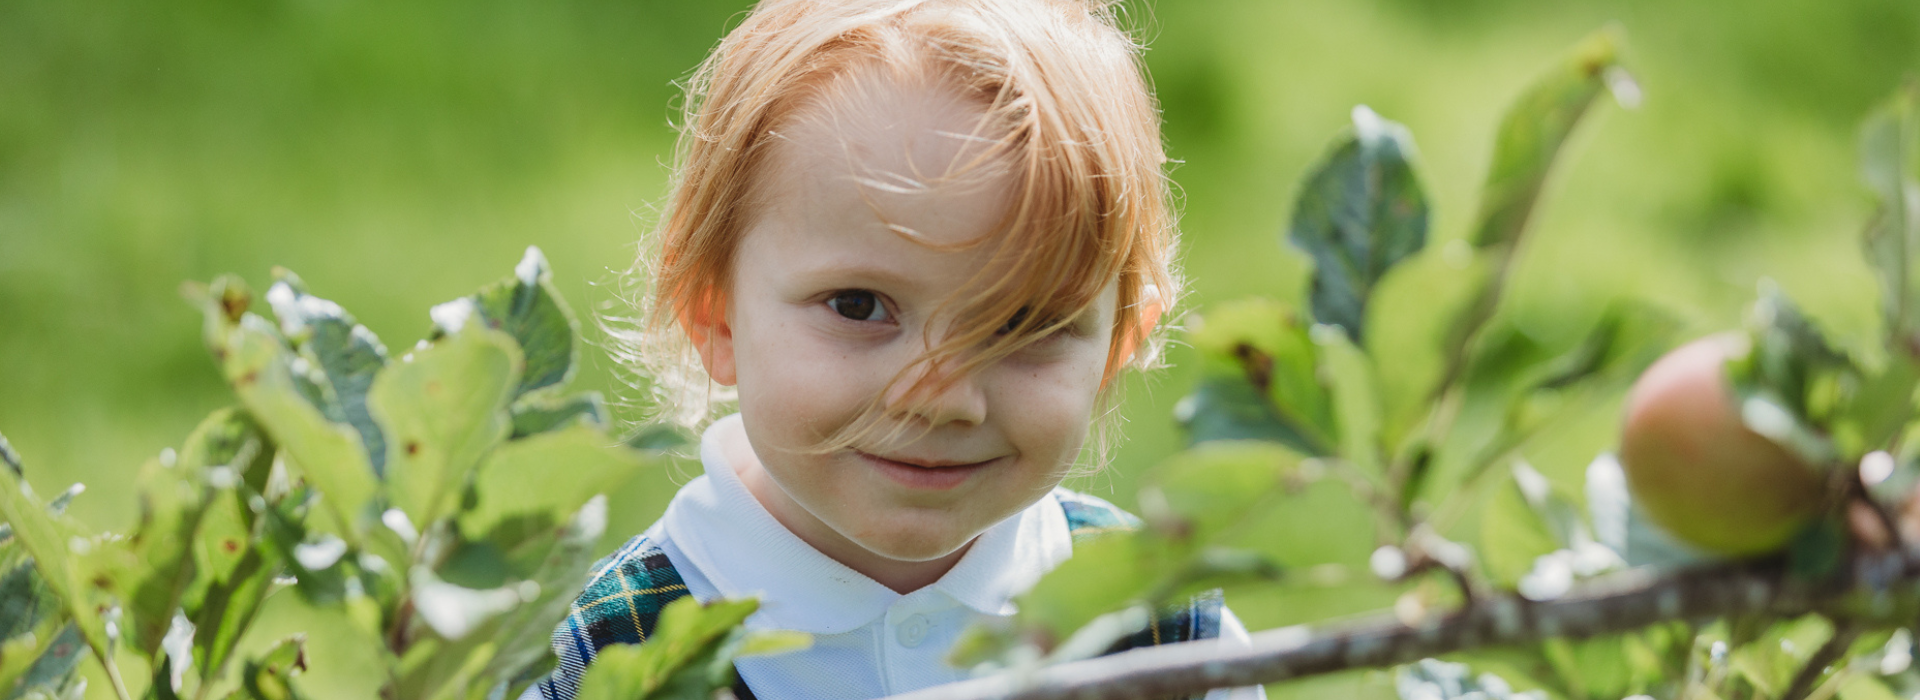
[991,350,1106,462]
[729,308,886,447]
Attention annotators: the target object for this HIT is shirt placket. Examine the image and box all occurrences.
[880,589,966,694]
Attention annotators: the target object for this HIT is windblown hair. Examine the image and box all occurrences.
[612,0,1181,454]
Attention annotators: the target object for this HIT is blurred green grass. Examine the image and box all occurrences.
[3,0,1916,696]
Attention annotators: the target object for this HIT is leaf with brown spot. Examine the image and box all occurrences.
[372,326,521,529]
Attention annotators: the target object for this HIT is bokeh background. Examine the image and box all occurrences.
[4,0,1917,695]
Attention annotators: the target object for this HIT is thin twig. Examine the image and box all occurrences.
[102,655,133,700]
[1784,623,1858,700]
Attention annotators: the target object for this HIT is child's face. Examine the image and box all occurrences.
[695,79,1115,567]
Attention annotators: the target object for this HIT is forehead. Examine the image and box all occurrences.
[741,75,1020,290]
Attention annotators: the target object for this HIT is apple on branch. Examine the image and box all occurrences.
[1618,334,1825,556]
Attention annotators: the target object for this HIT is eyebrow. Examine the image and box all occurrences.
[785,260,926,291]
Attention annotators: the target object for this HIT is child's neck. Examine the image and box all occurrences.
[722,423,974,594]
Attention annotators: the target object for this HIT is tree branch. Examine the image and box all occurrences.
[886,552,1920,700]
[1784,622,1858,700]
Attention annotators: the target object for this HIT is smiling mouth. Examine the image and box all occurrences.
[857,451,999,490]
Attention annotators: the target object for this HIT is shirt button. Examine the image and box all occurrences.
[897,614,930,648]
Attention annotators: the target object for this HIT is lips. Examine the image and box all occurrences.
[858,451,998,490]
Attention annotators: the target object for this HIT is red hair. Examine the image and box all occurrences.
[615,0,1180,441]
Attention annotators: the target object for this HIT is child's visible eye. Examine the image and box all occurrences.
[827,290,890,322]
[998,306,1069,337]
[998,306,1032,335]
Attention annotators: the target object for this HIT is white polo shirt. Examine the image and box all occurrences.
[613,414,1263,699]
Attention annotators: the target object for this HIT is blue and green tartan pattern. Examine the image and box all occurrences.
[1056,490,1223,656]
[1109,589,1224,652]
[532,489,1221,699]
[534,534,691,700]
[1056,489,1145,541]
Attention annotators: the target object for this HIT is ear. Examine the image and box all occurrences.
[680,293,739,387]
[1116,283,1166,366]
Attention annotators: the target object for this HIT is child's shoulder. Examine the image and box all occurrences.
[1050,487,1144,542]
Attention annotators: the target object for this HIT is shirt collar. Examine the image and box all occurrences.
[660,414,1074,634]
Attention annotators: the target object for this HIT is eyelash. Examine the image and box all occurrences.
[999,306,1073,339]
[823,292,1074,341]
[826,290,892,323]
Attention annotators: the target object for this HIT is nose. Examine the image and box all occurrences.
[884,358,988,428]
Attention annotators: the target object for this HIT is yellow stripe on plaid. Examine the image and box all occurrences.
[582,581,691,642]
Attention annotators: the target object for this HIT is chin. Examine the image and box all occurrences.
[850,518,976,562]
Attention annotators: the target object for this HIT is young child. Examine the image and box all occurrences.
[533,0,1261,697]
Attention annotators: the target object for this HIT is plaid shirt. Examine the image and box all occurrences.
[530,488,1221,700]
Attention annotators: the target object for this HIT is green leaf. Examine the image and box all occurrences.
[187,479,308,689]
[1728,615,1831,697]
[1287,106,1429,343]
[0,541,76,695]
[1175,375,1324,454]
[392,496,610,700]
[1317,326,1385,472]
[571,644,655,700]
[1047,606,1153,665]
[192,488,252,604]
[190,274,254,349]
[407,568,529,643]
[1396,658,1542,700]
[1530,302,1679,393]
[1860,82,1920,348]
[1434,649,1568,699]
[434,247,578,400]
[472,496,613,699]
[435,541,512,591]
[0,470,107,672]
[373,325,522,529]
[1585,454,1704,569]
[127,409,271,656]
[4,623,84,699]
[509,392,608,440]
[637,597,760,676]
[573,597,760,700]
[0,433,20,478]
[622,424,690,452]
[1478,459,1619,600]
[254,488,351,607]
[1439,28,1625,388]
[266,272,392,477]
[1835,358,1917,455]
[204,310,378,541]
[0,563,53,642]
[0,617,74,698]
[1164,547,1284,598]
[1838,675,1904,700]
[1786,517,1845,580]
[1365,248,1497,452]
[1181,299,1337,454]
[1470,27,1623,250]
[1015,533,1151,644]
[733,630,811,659]
[1141,441,1298,545]
[1728,285,1854,464]
[1479,464,1562,589]
[238,635,309,700]
[192,513,287,689]
[1540,636,1634,700]
[1443,303,1678,497]
[460,425,650,548]
[1746,285,1851,413]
